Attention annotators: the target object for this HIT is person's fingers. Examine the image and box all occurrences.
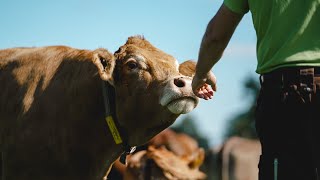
[203,84,214,97]
[197,92,205,99]
[195,88,208,99]
[201,87,209,94]
[207,86,214,97]
[199,85,214,100]
[192,72,217,100]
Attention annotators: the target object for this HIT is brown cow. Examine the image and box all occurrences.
[108,129,206,180]
[0,36,205,180]
[124,146,206,180]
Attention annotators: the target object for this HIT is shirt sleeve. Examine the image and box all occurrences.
[224,0,249,14]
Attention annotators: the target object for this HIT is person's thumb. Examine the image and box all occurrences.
[206,72,217,91]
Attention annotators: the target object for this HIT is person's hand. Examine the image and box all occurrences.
[192,72,217,100]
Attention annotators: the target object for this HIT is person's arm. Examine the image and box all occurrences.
[192,4,244,99]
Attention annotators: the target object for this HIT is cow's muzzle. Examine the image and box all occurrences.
[160,76,199,114]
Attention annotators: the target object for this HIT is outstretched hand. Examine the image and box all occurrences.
[192,72,217,100]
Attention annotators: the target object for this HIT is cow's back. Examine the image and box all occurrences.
[1,47,54,144]
[1,47,49,146]
[0,46,100,148]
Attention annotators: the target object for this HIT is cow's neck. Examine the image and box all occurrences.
[101,81,135,165]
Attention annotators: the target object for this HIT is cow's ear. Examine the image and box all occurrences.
[179,60,196,77]
[92,48,116,85]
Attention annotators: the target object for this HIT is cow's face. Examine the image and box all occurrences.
[94,36,199,145]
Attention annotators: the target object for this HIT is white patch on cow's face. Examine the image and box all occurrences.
[160,76,198,114]
[166,98,196,114]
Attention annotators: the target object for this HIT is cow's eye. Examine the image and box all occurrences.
[127,61,138,70]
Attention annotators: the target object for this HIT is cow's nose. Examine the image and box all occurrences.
[174,77,186,88]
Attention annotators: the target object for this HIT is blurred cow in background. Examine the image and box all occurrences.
[107,129,206,180]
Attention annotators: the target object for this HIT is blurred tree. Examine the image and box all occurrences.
[171,115,210,150]
[224,76,260,139]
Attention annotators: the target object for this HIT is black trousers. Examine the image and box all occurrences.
[256,67,320,180]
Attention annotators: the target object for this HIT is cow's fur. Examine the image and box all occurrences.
[108,129,206,180]
[0,36,199,180]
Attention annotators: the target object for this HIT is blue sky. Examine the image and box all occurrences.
[0,0,258,146]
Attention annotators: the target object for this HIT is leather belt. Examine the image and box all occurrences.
[260,67,320,84]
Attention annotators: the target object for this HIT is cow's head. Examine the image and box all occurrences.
[93,36,199,145]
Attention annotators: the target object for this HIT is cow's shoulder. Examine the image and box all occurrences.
[0,45,110,119]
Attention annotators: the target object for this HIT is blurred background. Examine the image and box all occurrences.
[0,0,261,179]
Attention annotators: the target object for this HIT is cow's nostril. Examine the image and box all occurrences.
[174,78,186,88]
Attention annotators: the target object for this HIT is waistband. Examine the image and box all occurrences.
[260,67,320,84]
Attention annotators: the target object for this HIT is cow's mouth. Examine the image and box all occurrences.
[165,97,197,114]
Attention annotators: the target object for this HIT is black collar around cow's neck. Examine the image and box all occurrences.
[101,81,136,165]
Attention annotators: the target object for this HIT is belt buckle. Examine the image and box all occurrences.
[300,68,314,76]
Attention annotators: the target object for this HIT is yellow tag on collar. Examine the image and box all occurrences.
[106,116,123,144]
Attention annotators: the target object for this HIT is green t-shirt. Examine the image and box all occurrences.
[224,0,320,74]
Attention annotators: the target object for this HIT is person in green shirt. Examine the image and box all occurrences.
[192,0,320,179]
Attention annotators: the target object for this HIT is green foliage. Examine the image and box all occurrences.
[224,76,260,139]
[171,115,210,150]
